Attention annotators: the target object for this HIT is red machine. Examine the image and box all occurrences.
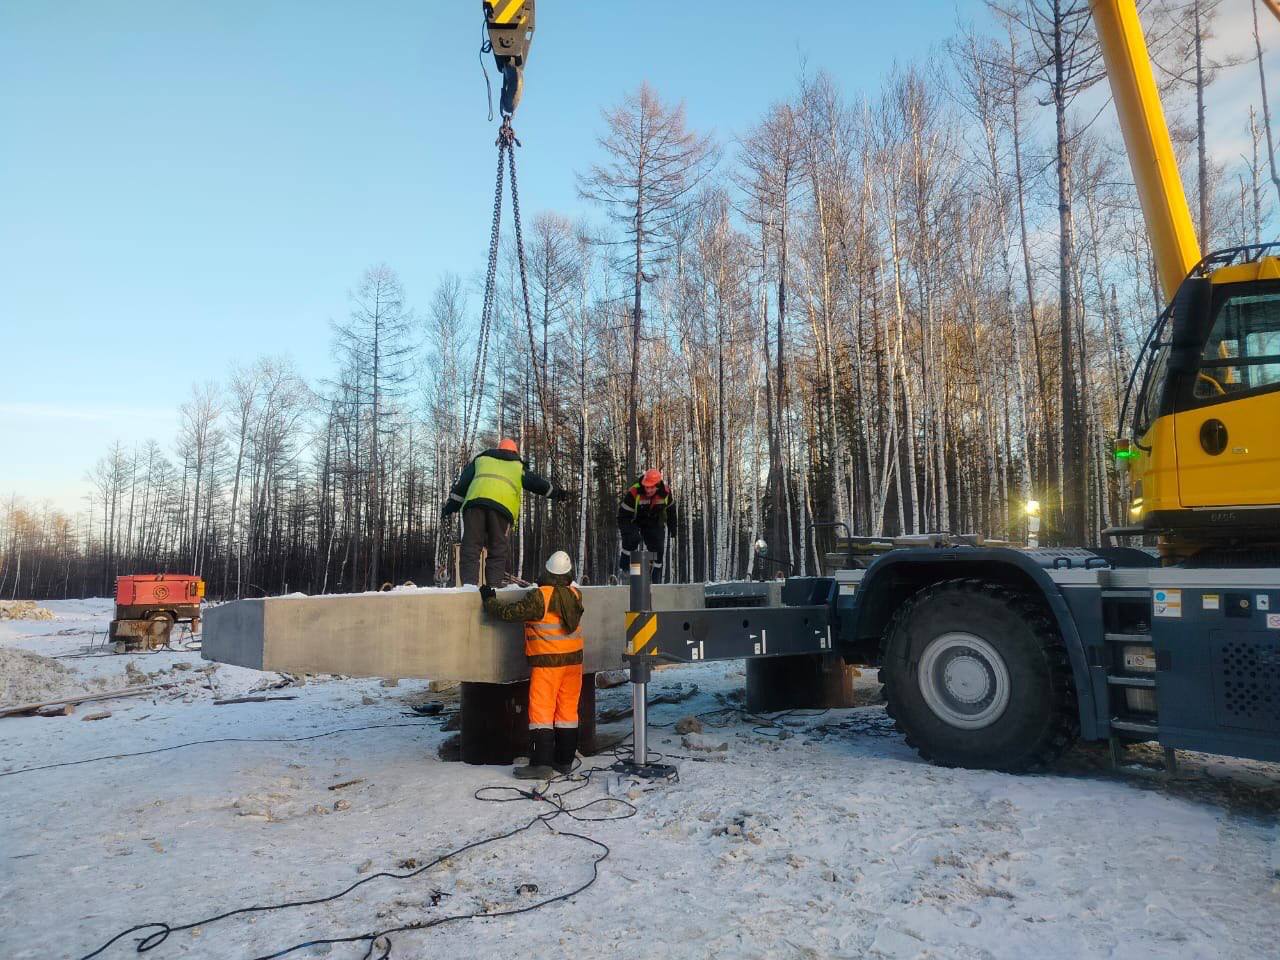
[109,574,204,652]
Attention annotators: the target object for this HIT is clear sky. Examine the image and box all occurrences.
[0,1,1274,513]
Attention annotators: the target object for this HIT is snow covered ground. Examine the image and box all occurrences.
[2,599,1279,959]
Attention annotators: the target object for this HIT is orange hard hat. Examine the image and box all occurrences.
[641,468,663,488]
[498,438,519,453]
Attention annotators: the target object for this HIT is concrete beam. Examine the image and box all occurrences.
[203,585,706,683]
[705,580,782,607]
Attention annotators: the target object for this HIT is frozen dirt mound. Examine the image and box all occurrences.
[0,600,56,621]
[0,647,91,707]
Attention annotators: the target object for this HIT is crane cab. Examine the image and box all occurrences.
[1124,246,1280,553]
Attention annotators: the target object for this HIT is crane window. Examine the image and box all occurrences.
[1192,290,1280,400]
[1137,344,1169,433]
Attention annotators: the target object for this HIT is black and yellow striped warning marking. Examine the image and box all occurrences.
[625,611,659,656]
[491,0,528,24]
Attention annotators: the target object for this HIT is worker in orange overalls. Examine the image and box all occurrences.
[480,550,584,778]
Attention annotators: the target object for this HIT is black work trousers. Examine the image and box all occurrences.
[460,505,512,586]
[619,520,666,581]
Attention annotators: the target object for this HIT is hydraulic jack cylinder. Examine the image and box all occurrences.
[617,549,675,779]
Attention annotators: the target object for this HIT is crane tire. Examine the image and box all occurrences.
[879,578,1078,772]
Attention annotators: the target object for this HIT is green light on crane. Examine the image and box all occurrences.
[1113,439,1137,462]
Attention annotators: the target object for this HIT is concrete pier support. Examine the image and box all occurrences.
[458,674,597,765]
[746,653,858,712]
[459,681,529,765]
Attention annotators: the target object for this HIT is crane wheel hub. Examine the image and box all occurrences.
[918,632,1011,729]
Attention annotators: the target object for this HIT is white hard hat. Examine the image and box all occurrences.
[545,551,573,576]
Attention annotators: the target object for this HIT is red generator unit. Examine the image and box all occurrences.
[110,574,205,652]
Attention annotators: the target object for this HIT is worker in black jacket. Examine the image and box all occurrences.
[617,468,677,582]
[442,438,569,586]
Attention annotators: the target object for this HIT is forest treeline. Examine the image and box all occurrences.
[3,0,1277,599]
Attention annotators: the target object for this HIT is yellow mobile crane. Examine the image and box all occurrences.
[476,0,1276,556]
[473,0,1280,772]
[1100,0,1280,560]
[615,0,1280,776]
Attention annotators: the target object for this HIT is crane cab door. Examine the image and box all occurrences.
[1175,282,1280,508]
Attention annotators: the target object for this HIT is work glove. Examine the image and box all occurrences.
[441,501,457,519]
[549,489,572,502]
[479,584,496,602]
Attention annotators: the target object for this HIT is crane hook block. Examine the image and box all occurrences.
[483,0,535,116]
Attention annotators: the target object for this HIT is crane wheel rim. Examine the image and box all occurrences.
[917,631,1011,729]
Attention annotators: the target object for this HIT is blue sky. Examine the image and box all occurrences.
[0,1,1273,513]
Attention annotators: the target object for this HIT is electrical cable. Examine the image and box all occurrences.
[818,712,898,739]
[746,708,830,738]
[78,758,639,960]
[478,19,494,122]
[54,648,188,660]
[63,683,880,957]
[53,626,201,658]
[0,720,446,779]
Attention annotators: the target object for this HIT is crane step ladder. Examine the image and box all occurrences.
[1100,587,1177,774]
[616,551,835,779]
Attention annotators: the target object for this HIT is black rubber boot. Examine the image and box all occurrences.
[553,727,579,775]
[514,729,555,780]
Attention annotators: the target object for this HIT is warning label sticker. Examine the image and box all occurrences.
[1153,588,1182,618]
[1123,650,1156,672]
[1267,613,1280,630]
[1202,593,1220,611]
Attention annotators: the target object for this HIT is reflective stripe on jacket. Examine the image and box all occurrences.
[464,453,524,520]
[525,584,584,667]
[618,479,673,527]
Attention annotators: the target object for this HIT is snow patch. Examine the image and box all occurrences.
[0,647,96,706]
[2,598,1279,959]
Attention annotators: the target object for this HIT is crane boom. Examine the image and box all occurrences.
[1090,0,1201,304]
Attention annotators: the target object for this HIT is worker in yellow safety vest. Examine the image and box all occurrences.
[442,438,569,586]
[481,550,584,778]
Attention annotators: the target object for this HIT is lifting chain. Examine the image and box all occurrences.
[463,116,550,456]
[462,123,507,456]
[455,117,556,568]
[505,124,551,427]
